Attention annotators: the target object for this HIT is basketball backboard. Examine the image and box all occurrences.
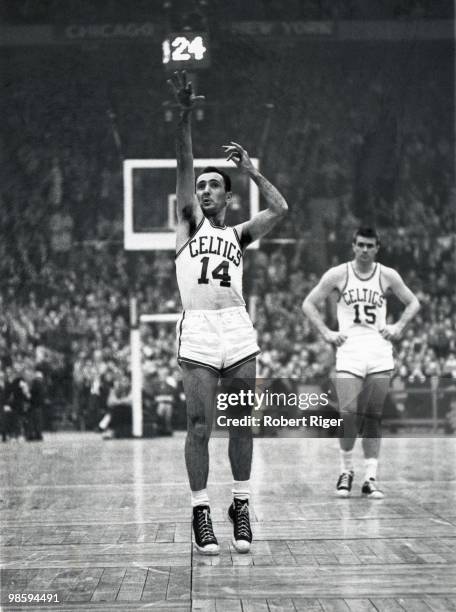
[124,158,260,250]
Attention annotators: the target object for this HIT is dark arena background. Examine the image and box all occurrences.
[1,1,456,610]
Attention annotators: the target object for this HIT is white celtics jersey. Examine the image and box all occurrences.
[337,262,386,337]
[175,217,245,310]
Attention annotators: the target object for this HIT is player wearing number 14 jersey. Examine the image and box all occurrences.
[168,71,288,555]
[303,228,419,499]
[175,216,254,372]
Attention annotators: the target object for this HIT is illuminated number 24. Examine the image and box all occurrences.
[172,36,207,61]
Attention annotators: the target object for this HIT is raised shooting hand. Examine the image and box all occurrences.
[167,70,205,114]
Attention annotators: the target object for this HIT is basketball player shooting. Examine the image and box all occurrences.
[303,228,420,499]
[168,70,288,554]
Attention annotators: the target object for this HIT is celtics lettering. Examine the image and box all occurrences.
[189,235,242,267]
[342,288,384,308]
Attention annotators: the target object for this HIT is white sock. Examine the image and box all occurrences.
[340,449,354,473]
[191,489,210,508]
[365,458,378,481]
[232,480,250,501]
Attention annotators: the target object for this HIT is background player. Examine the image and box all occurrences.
[168,70,288,554]
[302,227,420,498]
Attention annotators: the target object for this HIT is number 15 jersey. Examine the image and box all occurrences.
[175,217,245,310]
[337,262,387,338]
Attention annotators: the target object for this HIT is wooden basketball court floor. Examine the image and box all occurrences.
[1,432,455,611]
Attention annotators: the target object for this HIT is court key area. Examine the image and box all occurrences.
[1,433,455,611]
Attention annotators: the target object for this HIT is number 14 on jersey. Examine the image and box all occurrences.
[198,257,231,287]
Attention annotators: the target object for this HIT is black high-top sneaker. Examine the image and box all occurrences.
[192,505,219,555]
[361,478,384,499]
[228,498,252,553]
[336,471,354,498]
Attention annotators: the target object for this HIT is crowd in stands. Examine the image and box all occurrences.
[1,29,455,432]
[1,234,455,433]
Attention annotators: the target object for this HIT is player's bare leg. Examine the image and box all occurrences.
[181,363,220,554]
[334,372,364,497]
[361,371,392,457]
[360,371,392,499]
[335,373,364,451]
[223,358,256,481]
[181,363,219,491]
[222,357,256,552]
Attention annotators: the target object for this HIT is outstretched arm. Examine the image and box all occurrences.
[167,71,205,241]
[224,142,288,248]
[380,268,420,341]
[302,267,347,347]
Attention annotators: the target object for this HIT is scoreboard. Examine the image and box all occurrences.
[162,31,211,70]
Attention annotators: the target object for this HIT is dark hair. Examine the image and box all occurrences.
[352,226,380,245]
[197,166,231,192]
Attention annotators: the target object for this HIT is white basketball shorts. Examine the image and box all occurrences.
[176,306,260,375]
[336,333,394,378]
